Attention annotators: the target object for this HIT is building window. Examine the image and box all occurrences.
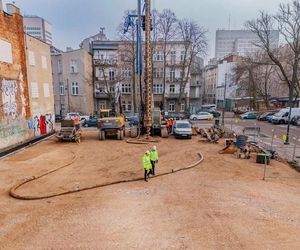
[70,60,77,73]
[153,84,163,94]
[180,51,185,62]
[110,86,115,93]
[153,51,163,61]
[170,51,176,64]
[122,101,132,111]
[41,56,47,69]
[99,101,106,110]
[109,69,115,81]
[28,51,35,66]
[71,82,79,95]
[180,70,184,79]
[43,83,50,97]
[122,67,132,78]
[121,83,131,93]
[180,103,185,112]
[169,84,175,93]
[59,82,64,95]
[31,82,39,98]
[127,101,132,111]
[58,60,62,73]
[169,102,175,112]
[153,68,163,78]
[170,69,175,82]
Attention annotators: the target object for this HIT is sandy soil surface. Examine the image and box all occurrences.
[1,129,300,249]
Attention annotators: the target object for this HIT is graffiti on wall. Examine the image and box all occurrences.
[28,113,54,136]
[1,78,18,118]
[0,117,28,148]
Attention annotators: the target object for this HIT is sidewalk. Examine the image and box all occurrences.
[228,124,300,161]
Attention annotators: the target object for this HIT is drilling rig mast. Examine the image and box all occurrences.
[144,0,152,138]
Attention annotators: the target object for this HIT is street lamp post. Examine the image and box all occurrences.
[66,78,70,113]
[284,54,298,145]
[222,73,227,126]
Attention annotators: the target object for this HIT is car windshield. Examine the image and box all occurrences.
[176,123,191,128]
[274,111,286,117]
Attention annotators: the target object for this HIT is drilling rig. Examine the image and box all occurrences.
[143,0,152,139]
[124,0,168,138]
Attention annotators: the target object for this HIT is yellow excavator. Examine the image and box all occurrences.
[97,109,125,140]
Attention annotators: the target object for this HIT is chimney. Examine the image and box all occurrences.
[6,3,20,15]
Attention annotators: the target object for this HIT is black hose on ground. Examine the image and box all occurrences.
[9,152,204,200]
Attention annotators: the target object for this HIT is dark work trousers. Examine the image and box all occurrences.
[144,169,151,181]
[151,161,156,175]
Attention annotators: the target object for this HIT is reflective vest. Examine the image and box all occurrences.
[150,150,158,161]
[142,154,152,170]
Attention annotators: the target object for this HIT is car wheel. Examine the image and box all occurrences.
[279,120,285,124]
[193,117,197,121]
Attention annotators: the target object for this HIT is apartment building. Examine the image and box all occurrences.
[25,34,54,136]
[215,30,279,59]
[24,15,52,45]
[88,37,199,113]
[204,64,218,105]
[51,48,93,116]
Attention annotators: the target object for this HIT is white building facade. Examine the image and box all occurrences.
[215,30,279,59]
[24,16,53,45]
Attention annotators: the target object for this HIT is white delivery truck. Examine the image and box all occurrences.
[271,107,300,124]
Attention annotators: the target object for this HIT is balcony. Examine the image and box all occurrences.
[166,77,183,83]
[165,92,180,99]
[165,61,184,67]
[190,92,200,99]
[93,59,118,66]
[94,91,109,99]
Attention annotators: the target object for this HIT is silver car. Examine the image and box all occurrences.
[173,120,192,139]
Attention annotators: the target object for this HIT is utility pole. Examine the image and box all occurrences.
[222,73,227,126]
[144,0,152,138]
[67,78,70,113]
[285,53,298,145]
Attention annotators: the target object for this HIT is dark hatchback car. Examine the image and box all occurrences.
[197,108,220,118]
[257,112,275,121]
[291,115,300,126]
[83,117,98,127]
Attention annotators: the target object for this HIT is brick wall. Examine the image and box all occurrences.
[0,7,32,151]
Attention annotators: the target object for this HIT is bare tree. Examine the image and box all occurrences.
[234,52,276,110]
[246,1,300,103]
[117,10,138,112]
[176,19,207,111]
[246,0,300,143]
[156,9,177,109]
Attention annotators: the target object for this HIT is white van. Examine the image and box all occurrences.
[271,108,300,124]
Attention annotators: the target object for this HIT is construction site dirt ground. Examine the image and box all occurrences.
[1,129,300,249]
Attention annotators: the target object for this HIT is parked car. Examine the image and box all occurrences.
[55,114,62,122]
[207,109,221,118]
[65,112,80,120]
[233,107,248,115]
[190,112,214,121]
[127,115,140,126]
[291,115,300,126]
[240,112,258,119]
[165,112,186,120]
[272,108,300,124]
[257,112,275,121]
[83,117,98,127]
[172,120,192,139]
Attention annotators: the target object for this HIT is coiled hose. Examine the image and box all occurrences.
[9,151,204,200]
[126,125,161,144]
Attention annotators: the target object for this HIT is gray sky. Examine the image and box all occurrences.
[3,0,286,59]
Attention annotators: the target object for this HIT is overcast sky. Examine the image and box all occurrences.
[3,0,286,59]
